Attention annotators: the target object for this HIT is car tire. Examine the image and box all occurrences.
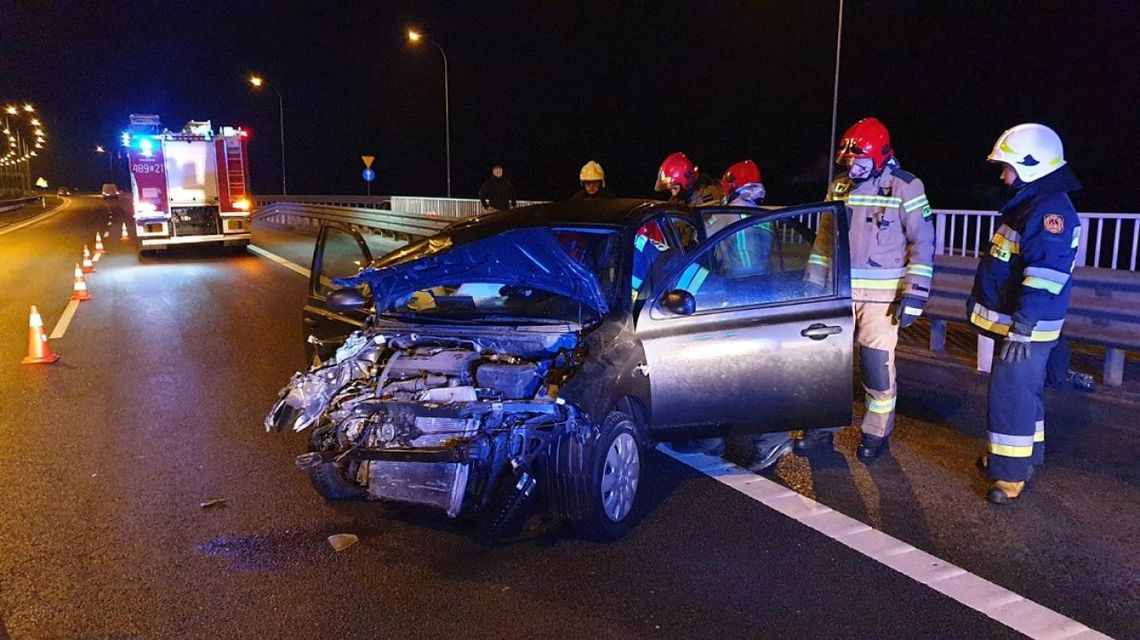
[567,411,643,541]
[306,460,366,501]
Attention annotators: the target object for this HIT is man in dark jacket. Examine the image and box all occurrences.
[969,123,1081,504]
[478,165,517,212]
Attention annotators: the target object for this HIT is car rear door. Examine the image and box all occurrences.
[302,223,373,364]
[635,202,852,440]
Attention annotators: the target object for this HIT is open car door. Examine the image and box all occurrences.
[302,223,373,364]
[635,202,853,441]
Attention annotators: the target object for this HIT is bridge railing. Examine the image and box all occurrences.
[935,209,1140,271]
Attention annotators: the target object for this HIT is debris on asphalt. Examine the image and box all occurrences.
[327,533,359,552]
[199,498,227,509]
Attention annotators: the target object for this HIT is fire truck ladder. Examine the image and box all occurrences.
[223,137,247,202]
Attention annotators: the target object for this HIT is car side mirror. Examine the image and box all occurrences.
[326,288,367,312]
[660,289,696,315]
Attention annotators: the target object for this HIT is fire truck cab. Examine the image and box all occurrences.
[123,114,252,256]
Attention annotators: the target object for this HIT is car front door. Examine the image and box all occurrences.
[635,202,852,440]
[302,223,373,364]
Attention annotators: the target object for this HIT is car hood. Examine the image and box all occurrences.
[333,228,610,315]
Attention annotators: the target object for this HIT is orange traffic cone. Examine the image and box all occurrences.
[120,223,130,240]
[94,232,106,255]
[71,264,93,301]
[81,245,96,273]
[20,305,60,365]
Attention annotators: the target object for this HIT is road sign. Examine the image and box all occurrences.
[362,168,376,182]
[361,155,375,169]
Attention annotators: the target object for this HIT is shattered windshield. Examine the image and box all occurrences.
[340,227,621,322]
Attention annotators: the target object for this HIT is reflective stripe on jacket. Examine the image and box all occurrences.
[968,165,1082,341]
[806,163,935,302]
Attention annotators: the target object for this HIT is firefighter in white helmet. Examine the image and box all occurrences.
[571,160,615,200]
[970,123,1082,504]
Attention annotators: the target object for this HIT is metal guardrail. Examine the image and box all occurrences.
[0,194,45,214]
[924,255,1140,386]
[254,195,394,210]
[253,201,455,240]
[254,195,547,218]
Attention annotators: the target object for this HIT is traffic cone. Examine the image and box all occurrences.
[81,245,95,273]
[71,264,93,301]
[121,223,130,240]
[20,305,60,365]
[94,233,106,255]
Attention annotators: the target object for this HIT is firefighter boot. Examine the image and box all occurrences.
[976,455,1034,482]
[747,435,794,473]
[856,434,889,463]
[794,429,835,453]
[987,480,1026,505]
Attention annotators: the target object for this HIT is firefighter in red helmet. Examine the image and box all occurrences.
[804,118,936,462]
[655,152,722,207]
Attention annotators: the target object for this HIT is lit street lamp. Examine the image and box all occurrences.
[95,144,113,180]
[248,74,288,195]
[407,29,452,197]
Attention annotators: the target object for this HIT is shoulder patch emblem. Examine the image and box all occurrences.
[1044,214,1064,234]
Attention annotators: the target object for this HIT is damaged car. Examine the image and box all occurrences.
[266,199,853,540]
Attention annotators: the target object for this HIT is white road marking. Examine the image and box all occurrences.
[246,244,311,278]
[0,196,71,237]
[49,299,81,339]
[659,447,1114,640]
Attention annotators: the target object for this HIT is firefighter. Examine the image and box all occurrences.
[654,152,722,207]
[970,123,1081,504]
[711,159,797,470]
[803,118,935,462]
[657,153,723,456]
[571,160,615,200]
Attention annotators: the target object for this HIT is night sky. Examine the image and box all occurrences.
[2,1,1138,211]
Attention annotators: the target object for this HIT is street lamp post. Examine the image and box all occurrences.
[826,0,845,187]
[95,145,112,181]
[408,30,451,198]
[249,75,288,195]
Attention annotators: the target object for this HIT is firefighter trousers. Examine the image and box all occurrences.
[854,301,899,439]
[987,340,1051,482]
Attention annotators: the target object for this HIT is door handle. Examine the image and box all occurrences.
[801,323,842,340]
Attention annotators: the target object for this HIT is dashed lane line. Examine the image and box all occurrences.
[246,244,310,278]
[659,446,1113,640]
[49,299,81,339]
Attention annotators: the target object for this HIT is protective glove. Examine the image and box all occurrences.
[999,331,1032,363]
[893,295,926,329]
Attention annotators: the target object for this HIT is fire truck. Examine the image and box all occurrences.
[122,114,252,255]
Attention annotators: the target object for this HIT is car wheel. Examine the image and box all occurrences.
[571,411,643,540]
[306,460,366,501]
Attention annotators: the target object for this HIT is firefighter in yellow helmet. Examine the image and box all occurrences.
[571,161,615,200]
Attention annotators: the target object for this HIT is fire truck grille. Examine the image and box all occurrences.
[171,206,221,237]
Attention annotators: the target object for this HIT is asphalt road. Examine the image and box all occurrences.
[0,197,1135,639]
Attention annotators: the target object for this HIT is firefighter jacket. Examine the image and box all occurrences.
[968,165,1082,342]
[806,162,935,303]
